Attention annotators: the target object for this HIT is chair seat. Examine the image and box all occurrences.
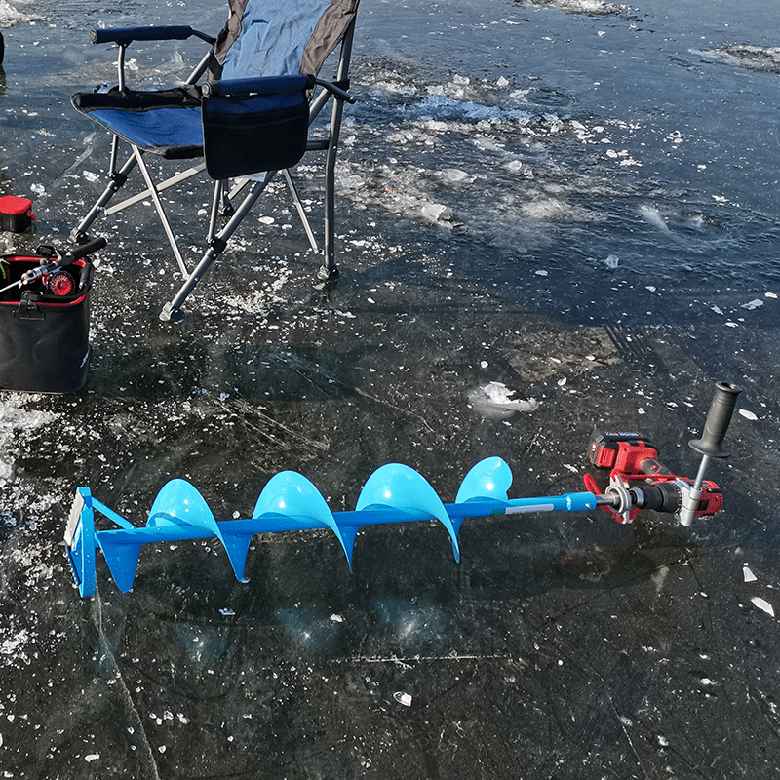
[72,89,204,159]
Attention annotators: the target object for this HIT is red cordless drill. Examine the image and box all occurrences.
[586,428,723,522]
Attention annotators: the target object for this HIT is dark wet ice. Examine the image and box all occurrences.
[1,0,780,777]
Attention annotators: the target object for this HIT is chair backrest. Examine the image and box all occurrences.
[212,0,360,80]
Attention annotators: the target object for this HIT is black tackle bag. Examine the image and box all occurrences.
[0,254,93,393]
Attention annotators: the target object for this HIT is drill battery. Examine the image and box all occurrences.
[588,429,665,476]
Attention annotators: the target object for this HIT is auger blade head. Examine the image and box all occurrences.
[356,463,461,562]
[456,457,512,504]
[254,471,353,567]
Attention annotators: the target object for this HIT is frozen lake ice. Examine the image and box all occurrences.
[1,0,780,776]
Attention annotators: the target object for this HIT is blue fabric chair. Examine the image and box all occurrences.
[71,0,360,321]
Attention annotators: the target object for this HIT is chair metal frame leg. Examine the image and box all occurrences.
[319,19,355,282]
[69,149,138,243]
[160,171,277,322]
[133,148,190,279]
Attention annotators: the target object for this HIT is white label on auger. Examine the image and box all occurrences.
[505,503,555,515]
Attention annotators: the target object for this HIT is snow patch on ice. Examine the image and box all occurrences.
[468,382,538,419]
[0,0,33,26]
[518,0,628,15]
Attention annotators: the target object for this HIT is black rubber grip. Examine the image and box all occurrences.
[91,26,193,45]
[61,237,107,265]
[688,381,742,458]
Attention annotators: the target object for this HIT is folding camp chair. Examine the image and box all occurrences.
[70,0,360,322]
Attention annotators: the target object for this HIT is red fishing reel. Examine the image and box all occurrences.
[44,269,76,296]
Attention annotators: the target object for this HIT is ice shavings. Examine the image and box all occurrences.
[517,0,628,14]
[702,45,780,76]
[468,382,538,419]
[1,629,31,662]
[0,0,31,26]
[0,402,57,485]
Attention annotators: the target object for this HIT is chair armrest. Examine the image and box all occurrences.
[91,25,215,46]
[313,77,356,104]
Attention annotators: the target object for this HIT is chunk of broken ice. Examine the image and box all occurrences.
[741,299,763,310]
[421,202,449,222]
[743,566,758,582]
[739,409,758,421]
[604,254,619,269]
[751,597,775,617]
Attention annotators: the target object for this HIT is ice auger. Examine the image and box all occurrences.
[64,381,741,597]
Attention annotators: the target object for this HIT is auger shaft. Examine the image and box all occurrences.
[92,492,599,539]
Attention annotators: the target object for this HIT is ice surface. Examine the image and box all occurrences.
[1,1,780,778]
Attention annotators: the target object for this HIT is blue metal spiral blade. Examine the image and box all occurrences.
[253,471,354,569]
[451,457,512,545]
[147,479,217,531]
[148,479,249,582]
[456,457,512,504]
[356,463,461,562]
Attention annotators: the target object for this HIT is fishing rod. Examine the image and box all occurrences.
[0,237,106,296]
[63,381,740,598]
